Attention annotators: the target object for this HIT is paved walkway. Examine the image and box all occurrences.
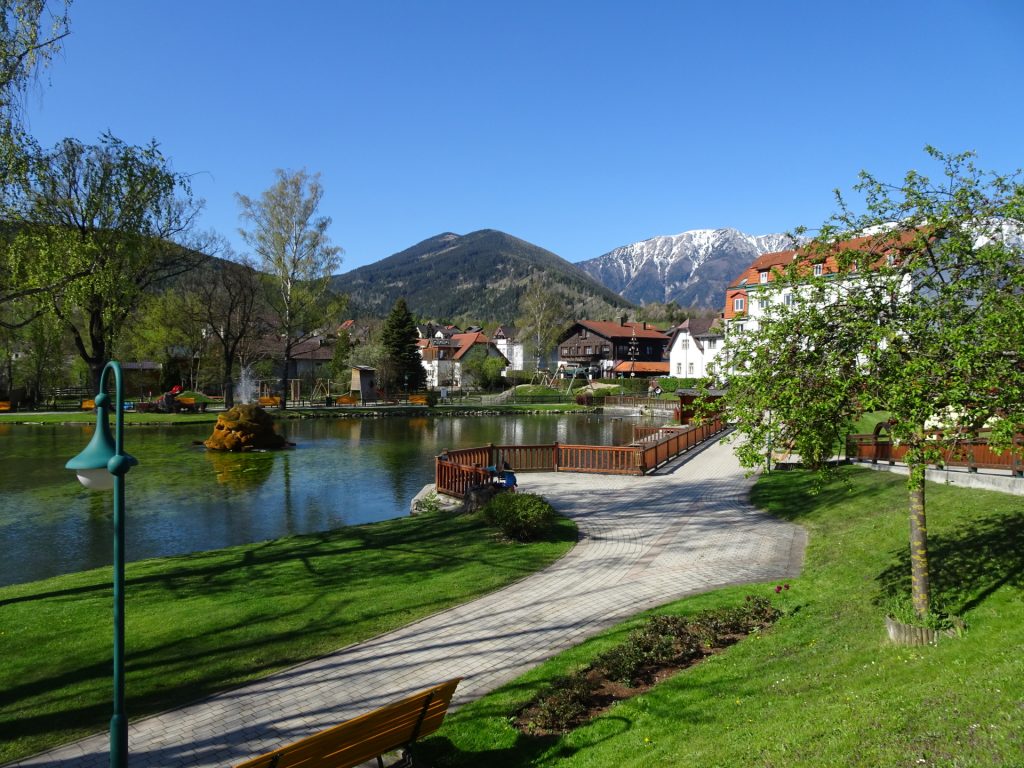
[13,437,805,768]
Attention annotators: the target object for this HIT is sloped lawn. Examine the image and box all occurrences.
[418,467,1024,767]
[0,509,576,763]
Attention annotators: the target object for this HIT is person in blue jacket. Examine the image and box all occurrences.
[502,462,518,492]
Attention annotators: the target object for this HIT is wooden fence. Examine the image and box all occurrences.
[435,417,726,498]
[846,432,1024,477]
[602,396,678,411]
[639,420,725,472]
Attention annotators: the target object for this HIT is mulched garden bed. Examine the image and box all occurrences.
[514,593,785,735]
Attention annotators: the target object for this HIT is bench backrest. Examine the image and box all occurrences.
[234,678,460,768]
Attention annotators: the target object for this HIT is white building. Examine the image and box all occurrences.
[418,332,509,388]
[491,326,525,371]
[667,317,725,379]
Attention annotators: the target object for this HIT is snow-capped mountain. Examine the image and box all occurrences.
[577,228,797,309]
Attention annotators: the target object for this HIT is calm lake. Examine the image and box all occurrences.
[0,414,644,587]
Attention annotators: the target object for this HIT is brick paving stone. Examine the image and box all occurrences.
[9,437,804,768]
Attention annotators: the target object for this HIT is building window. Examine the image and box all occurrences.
[676,362,682,374]
[584,346,592,355]
[581,328,588,338]
[813,263,823,276]
[707,339,717,350]
[784,292,796,306]
[680,339,689,350]
[759,271,769,284]
[562,346,570,355]
[733,296,745,312]
[734,323,744,333]
[688,362,694,374]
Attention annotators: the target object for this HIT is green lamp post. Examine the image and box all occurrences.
[66,361,137,768]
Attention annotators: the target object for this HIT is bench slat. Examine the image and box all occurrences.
[234,679,460,768]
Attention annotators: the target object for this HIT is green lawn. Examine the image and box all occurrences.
[0,510,577,763]
[417,467,1024,767]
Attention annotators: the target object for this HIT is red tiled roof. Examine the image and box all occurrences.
[724,229,925,318]
[451,332,495,361]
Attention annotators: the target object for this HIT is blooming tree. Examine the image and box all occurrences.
[710,148,1024,619]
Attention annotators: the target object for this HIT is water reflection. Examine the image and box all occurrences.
[0,414,650,586]
[204,449,276,490]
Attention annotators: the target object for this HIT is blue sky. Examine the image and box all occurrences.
[23,0,1024,272]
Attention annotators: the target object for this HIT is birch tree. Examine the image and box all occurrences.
[236,168,343,409]
[516,273,569,370]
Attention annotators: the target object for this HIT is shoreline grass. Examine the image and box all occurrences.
[0,509,577,764]
[0,403,597,426]
[417,467,1024,767]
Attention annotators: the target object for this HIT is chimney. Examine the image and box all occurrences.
[643,322,649,330]
[620,315,627,327]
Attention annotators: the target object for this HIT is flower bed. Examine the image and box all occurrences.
[515,594,782,734]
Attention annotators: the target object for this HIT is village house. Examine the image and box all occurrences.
[666,316,725,378]
[556,318,670,378]
[491,325,523,371]
[723,231,917,336]
[418,330,509,388]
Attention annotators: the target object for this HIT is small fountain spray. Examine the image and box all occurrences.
[237,364,256,405]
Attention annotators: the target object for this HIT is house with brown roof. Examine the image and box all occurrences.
[556,317,670,378]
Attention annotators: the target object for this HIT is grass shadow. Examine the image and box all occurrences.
[875,508,1024,614]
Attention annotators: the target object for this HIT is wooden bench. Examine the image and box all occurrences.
[0,401,10,412]
[234,678,460,768]
[81,399,95,410]
[408,394,429,406]
[335,394,358,406]
[258,396,281,407]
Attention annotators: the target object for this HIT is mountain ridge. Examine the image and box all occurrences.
[576,227,796,309]
[333,229,633,322]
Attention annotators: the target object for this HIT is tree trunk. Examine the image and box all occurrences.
[88,358,105,394]
[908,468,930,618]
[279,354,289,410]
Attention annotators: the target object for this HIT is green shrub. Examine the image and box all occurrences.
[595,614,704,684]
[517,597,784,733]
[481,492,556,542]
[529,672,595,731]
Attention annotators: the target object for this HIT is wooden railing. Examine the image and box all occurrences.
[638,419,725,472]
[602,396,677,410]
[435,418,727,497]
[435,460,493,499]
[846,432,1024,477]
[558,444,642,474]
[494,444,559,472]
[440,445,494,468]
